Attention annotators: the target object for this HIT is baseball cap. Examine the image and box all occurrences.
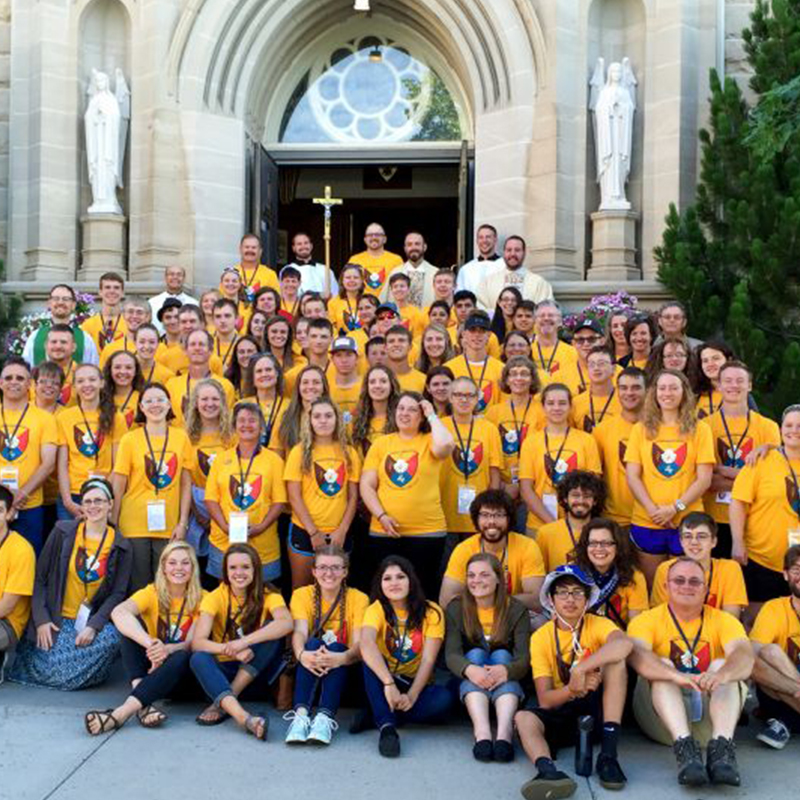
[464,311,492,331]
[330,336,358,354]
[376,302,399,317]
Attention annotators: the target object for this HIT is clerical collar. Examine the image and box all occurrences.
[293,258,312,265]
[478,254,500,261]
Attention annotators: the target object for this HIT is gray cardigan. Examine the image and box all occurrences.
[26,520,132,644]
[444,596,531,681]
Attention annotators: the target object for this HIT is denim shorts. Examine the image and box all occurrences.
[288,522,352,558]
[629,524,682,556]
[207,544,281,582]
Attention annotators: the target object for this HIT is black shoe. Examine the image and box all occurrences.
[520,771,577,800]
[706,736,741,786]
[378,725,401,758]
[596,753,627,790]
[493,739,515,763]
[473,739,493,762]
[672,736,707,786]
[349,708,375,734]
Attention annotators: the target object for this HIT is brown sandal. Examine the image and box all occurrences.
[195,705,229,726]
[85,709,123,736]
[244,714,268,741]
[137,705,168,728]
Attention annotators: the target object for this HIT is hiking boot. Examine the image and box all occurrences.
[596,753,627,790]
[307,712,338,745]
[283,711,310,744]
[672,736,707,786]
[378,725,401,758]
[706,736,741,786]
[520,762,577,800]
[756,718,791,750]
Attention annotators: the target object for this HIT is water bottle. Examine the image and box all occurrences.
[575,715,594,777]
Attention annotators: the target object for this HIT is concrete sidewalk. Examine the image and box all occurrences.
[0,671,797,800]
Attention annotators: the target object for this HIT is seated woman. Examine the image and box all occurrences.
[445,553,530,763]
[358,556,452,758]
[85,541,204,733]
[285,545,369,745]
[9,479,132,690]
[190,543,293,740]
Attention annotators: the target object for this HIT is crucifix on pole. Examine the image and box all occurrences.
[312,185,343,299]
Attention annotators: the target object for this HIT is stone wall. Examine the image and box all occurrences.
[0,1,10,265]
[725,0,756,98]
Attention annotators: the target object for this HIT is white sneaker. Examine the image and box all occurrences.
[283,710,311,744]
[756,718,791,750]
[307,712,338,745]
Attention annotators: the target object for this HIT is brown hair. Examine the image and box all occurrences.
[460,553,511,645]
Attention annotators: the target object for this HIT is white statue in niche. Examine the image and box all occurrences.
[85,68,129,214]
[590,57,637,211]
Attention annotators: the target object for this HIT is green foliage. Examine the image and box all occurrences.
[0,260,23,355]
[655,0,800,417]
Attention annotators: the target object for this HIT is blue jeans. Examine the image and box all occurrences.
[207,544,281,583]
[14,506,46,556]
[459,647,524,702]
[363,663,453,729]
[190,639,283,706]
[56,494,82,522]
[293,638,348,717]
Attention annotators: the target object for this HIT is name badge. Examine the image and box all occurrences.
[229,511,249,544]
[688,688,704,723]
[789,529,800,547]
[510,466,519,485]
[146,500,167,533]
[542,493,558,521]
[715,492,732,505]
[457,486,477,515]
[0,467,19,492]
[74,602,91,634]
[322,630,338,646]
[342,411,353,425]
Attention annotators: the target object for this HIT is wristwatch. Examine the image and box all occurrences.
[675,499,687,512]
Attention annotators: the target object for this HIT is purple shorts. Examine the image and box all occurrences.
[629,524,682,556]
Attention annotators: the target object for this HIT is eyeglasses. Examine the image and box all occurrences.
[36,378,63,387]
[50,295,74,303]
[587,540,616,550]
[787,566,800,579]
[82,497,110,507]
[452,392,478,400]
[573,336,602,345]
[668,577,705,588]
[478,511,508,520]
[553,589,586,599]
[679,532,712,542]
[314,565,345,574]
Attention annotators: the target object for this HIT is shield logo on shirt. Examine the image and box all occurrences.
[385,452,419,487]
[475,382,493,413]
[123,408,135,429]
[244,283,260,304]
[345,314,361,332]
[618,440,628,465]
[786,477,800,516]
[652,443,688,478]
[548,361,561,376]
[365,269,385,291]
[74,426,104,458]
[544,451,578,484]
[315,460,345,497]
[157,614,193,644]
[706,591,719,608]
[669,639,711,674]
[75,546,108,583]
[145,453,178,489]
[500,423,527,455]
[582,416,596,434]
[0,428,29,462]
[230,475,263,510]
[197,450,217,477]
[453,442,483,476]
[385,626,423,664]
[716,436,753,469]
[59,384,72,406]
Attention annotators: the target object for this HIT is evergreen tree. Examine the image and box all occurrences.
[655,0,800,416]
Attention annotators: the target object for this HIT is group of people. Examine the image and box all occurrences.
[0,223,799,800]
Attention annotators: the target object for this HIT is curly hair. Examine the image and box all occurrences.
[498,355,541,396]
[692,340,736,395]
[501,331,533,362]
[555,469,606,516]
[642,369,697,439]
[299,399,352,473]
[414,324,455,373]
[468,488,515,532]
[644,335,692,386]
[185,377,234,445]
[395,391,432,434]
[351,365,400,456]
[570,518,639,587]
[623,313,658,351]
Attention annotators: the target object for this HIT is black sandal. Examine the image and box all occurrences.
[244,714,268,741]
[195,705,229,726]
[137,705,168,729]
[85,709,123,736]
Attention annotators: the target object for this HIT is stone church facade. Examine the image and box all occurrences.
[0,0,756,307]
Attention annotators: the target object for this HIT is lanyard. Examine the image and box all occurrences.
[719,409,750,463]
[577,363,586,394]
[217,336,238,368]
[101,313,122,345]
[706,391,720,416]
[781,447,800,523]
[240,265,258,289]
[453,417,476,483]
[589,389,615,429]
[225,592,245,640]
[1,402,29,448]
[236,445,260,505]
[389,613,410,675]
[262,395,283,446]
[536,340,559,373]
[166,596,189,642]
[668,606,705,673]
[544,427,571,482]
[480,539,508,577]
[510,397,532,450]
[344,296,360,329]
[78,523,110,594]
[463,355,489,396]
[705,561,715,606]
[78,404,101,462]
[142,361,156,385]
[565,518,577,547]
[144,427,170,496]
[554,617,584,685]
[118,387,136,416]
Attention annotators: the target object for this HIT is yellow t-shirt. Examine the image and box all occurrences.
[60,525,115,619]
[165,373,237,427]
[395,369,427,394]
[750,597,800,668]
[239,395,285,448]
[443,355,505,413]
[696,389,723,421]
[156,345,224,379]
[531,341,580,390]
[0,404,59,508]
[702,410,780,523]
[115,389,140,432]
[535,518,581,572]
[98,336,136,370]
[290,585,370,646]
[485,397,546,484]
[0,531,35,638]
[518,427,602,529]
[444,532,545,595]
[188,432,230,489]
[593,415,636,525]
[731,449,800,572]
[396,305,427,338]
[204,446,287,566]
[114,427,194,539]
[224,263,280,304]
[327,296,364,336]
[200,584,286,660]
[530,614,618,689]
[628,603,747,673]
[439,417,503,532]
[362,599,444,677]
[56,407,127,494]
[129,583,205,643]
[139,360,176,387]
[284,443,361,533]
[329,378,363,427]
[591,569,650,629]
[650,558,748,610]
[363,433,447,536]
[80,313,128,352]
[570,389,622,434]
[625,421,715,529]
[348,251,404,296]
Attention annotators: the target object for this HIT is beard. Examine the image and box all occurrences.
[569,505,593,521]
[480,526,509,542]
[790,583,800,599]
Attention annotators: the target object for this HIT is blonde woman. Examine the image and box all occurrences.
[85,542,204,733]
[414,323,456,374]
[625,369,714,586]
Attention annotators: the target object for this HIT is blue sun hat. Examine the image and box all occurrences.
[539,564,600,615]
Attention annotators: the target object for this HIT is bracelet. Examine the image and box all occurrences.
[383,679,395,687]
[377,512,388,521]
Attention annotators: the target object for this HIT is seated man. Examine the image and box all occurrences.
[516,566,631,799]
[750,544,800,748]
[628,558,753,787]
[0,484,36,679]
[440,489,545,611]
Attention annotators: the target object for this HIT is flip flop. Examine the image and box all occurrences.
[195,705,229,726]
[137,705,168,729]
[85,709,123,736]
[244,714,268,741]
